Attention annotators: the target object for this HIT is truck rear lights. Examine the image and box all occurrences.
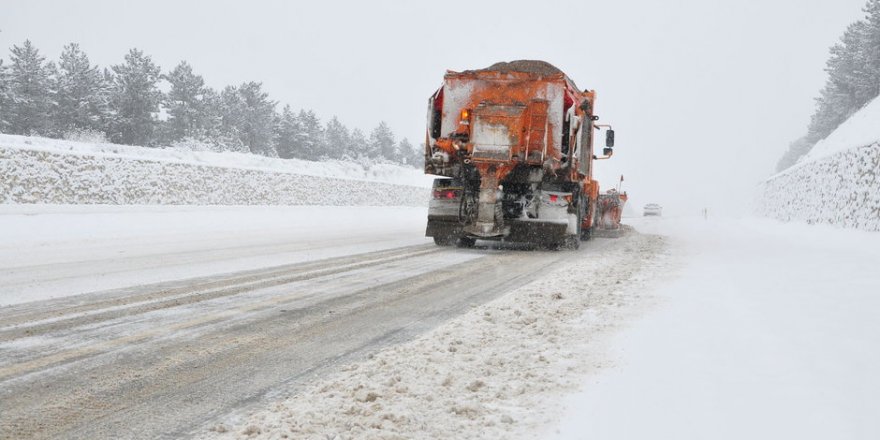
[549,194,558,202]
[433,189,459,199]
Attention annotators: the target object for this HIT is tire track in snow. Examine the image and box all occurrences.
[0,243,578,440]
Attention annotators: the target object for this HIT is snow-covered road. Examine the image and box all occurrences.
[4,206,874,440]
[1,205,644,439]
[551,216,880,440]
[0,205,430,306]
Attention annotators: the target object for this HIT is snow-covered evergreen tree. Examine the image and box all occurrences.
[324,116,350,160]
[396,137,421,167]
[163,61,213,142]
[864,0,880,96]
[297,109,324,160]
[349,128,368,160]
[775,136,812,171]
[274,104,303,159]
[217,82,276,156]
[5,40,55,136]
[369,121,396,161]
[55,43,109,135]
[0,59,9,132]
[107,49,162,146]
[237,81,277,156]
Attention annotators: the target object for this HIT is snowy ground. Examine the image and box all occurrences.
[0,204,666,440]
[549,216,880,440]
[0,205,430,306]
[201,215,880,440]
[200,229,669,439]
[3,205,876,439]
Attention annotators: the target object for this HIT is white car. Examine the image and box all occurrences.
[643,203,663,216]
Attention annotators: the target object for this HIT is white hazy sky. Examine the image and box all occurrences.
[0,0,868,214]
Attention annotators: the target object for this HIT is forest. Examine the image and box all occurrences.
[776,0,880,171]
[0,41,421,166]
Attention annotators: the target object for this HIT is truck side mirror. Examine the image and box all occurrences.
[605,129,615,148]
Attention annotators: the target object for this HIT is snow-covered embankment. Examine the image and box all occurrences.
[0,134,431,206]
[758,98,880,231]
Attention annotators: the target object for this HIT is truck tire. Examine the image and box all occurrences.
[457,237,477,248]
[563,234,580,250]
[580,196,596,241]
[581,227,593,241]
[577,192,590,242]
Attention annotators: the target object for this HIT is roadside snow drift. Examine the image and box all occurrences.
[758,98,880,231]
[0,134,431,206]
[550,216,880,440]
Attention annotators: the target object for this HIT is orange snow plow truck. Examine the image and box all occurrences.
[424,60,616,249]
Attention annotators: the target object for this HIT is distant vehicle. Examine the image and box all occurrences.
[643,203,663,216]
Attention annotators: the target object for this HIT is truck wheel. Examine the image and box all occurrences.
[577,193,590,241]
[563,234,580,250]
[581,227,593,241]
[457,237,477,248]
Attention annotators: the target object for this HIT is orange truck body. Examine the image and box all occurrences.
[424,61,615,249]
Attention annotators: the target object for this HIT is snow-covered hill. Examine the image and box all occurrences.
[0,134,432,206]
[758,98,880,231]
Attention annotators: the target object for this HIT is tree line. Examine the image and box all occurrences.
[0,40,422,166]
[777,0,880,171]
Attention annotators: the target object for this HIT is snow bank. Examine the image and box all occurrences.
[0,134,432,206]
[803,97,880,163]
[759,98,880,231]
[550,216,880,440]
[201,232,669,439]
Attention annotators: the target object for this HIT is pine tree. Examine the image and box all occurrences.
[6,40,55,136]
[0,59,9,132]
[200,87,225,144]
[397,137,415,165]
[298,109,324,160]
[775,136,812,171]
[163,61,213,142]
[415,142,427,168]
[216,82,276,156]
[826,22,873,115]
[349,128,368,160]
[55,43,109,135]
[324,116,351,160]
[108,48,162,146]
[369,121,396,161]
[863,0,880,96]
[213,85,247,153]
[274,104,303,159]
[236,82,277,156]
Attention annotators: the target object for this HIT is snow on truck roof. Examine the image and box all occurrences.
[478,60,563,75]
[452,60,581,90]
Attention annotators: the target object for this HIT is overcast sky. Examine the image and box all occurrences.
[1,0,868,214]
